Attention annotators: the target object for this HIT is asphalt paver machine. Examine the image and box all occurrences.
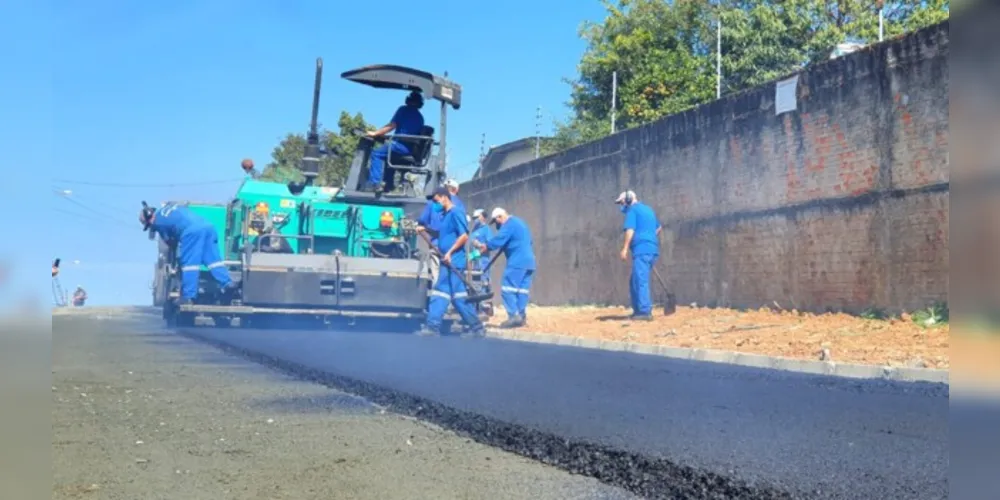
[155,59,492,330]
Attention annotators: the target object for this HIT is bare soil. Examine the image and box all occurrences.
[489,305,950,369]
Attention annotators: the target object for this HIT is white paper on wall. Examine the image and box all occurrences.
[775,75,799,115]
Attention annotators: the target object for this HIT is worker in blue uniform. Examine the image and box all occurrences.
[472,207,536,328]
[418,187,486,338]
[615,190,662,320]
[416,179,464,283]
[442,178,465,213]
[140,202,237,305]
[366,91,425,192]
[468,208,493,287]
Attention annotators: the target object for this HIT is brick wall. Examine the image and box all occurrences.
[461,22,949,314]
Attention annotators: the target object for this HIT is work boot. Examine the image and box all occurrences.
[498,317,521,329]
[415,325,440,337]
[631,313,654,322]
[460,324,486,339]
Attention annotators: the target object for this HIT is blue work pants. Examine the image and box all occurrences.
[427,265,483,332]
[500,267,534,319]
[369,141,412,187]
[476,254,491,286]
[630,253,657,316]
[178,224,232,299]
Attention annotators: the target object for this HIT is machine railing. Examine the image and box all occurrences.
[384,132,437,171]
[253,234,316,254]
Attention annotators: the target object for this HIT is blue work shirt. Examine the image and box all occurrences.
[470,221,493,264]
[418,195,464,237]
[484,215,536,270]
[451,194,465,215]
[436,204,470,269]
[391,105,424,136]
[623,202,662,256]
[150,203,209,243]
[418,200,444,235]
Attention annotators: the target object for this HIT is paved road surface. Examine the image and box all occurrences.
[52,312,636,500]
[179,323,949,500]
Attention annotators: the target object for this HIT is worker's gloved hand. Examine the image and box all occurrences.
[469,248,481,260]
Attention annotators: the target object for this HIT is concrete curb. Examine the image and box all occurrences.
[485,328,950,385]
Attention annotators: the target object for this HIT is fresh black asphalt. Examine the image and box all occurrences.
[174,325,949,500]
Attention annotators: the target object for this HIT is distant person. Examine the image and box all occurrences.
[72,286,87,307]
[241,158,259,179]
[473,207,536,328]
[366,91,425,193]
[615,190,662,321]
[442,178,465,213]
[469,208,493,287]
[140,202,237,305]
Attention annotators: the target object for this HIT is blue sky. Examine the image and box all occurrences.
[8,0,608,307]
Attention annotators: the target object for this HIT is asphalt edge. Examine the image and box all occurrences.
[485,328,950,385]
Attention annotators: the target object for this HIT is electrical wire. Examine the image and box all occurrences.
[52,178,244,188]
[53,193,137,229]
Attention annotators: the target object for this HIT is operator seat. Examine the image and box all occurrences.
[388,125,435,168]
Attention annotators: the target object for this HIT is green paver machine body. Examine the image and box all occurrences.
[156,58,492,330]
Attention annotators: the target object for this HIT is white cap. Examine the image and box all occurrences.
[490,207,508,221]
[444,178,459,189]
[614,190,637,204]
[473,208,485,218]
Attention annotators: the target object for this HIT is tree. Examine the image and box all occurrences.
[260,111,373,186]
[547,0,950,154]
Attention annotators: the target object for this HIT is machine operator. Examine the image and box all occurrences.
[140,202,237,305]
[473,207,536,328]
[417,186,486,338]
[615,190,662,321]
[366,91,425,193]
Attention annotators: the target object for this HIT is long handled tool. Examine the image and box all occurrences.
[417,231,493,303]
[652,267,677,315]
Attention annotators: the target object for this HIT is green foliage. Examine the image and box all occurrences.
[549,0,951,153]
[860,306,890,321]
[910,301,949,328]
[260,111,373,187]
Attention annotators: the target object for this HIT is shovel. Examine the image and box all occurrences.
[652,267,677,315]
[417,230,494,303]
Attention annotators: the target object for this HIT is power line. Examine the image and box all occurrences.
[52,178,244,188]
[53,207,135,230]
[53,191,136,228]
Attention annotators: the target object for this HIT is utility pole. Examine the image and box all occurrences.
[477,133,486,178]
[716,16,722,99]
[611,70,617,133]
[534,106,541,159]
[878,1,885,41]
